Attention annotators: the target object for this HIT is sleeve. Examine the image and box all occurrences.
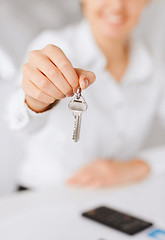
[136,146,165,176]
[6,28,72,132]
[6,88,50,132]
[155,59,165,128]
[136,68,165,176]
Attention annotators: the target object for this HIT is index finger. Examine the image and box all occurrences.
[43,44,79,89]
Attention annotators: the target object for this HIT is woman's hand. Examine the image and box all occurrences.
[67,159,150,188]
[22,44,96,113]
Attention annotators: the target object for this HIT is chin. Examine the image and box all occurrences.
[100,26,126,40]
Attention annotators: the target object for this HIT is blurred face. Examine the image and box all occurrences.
[82,0,149,40]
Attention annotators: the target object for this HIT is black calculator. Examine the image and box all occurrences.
[82,206,153,236]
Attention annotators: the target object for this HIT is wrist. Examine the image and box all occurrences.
[110,159,151,185]
[128,159,151,180]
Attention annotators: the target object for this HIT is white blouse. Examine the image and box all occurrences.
[7,20,165,189]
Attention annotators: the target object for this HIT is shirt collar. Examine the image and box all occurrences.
[76,19,153,83]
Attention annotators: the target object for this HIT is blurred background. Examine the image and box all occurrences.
[0,0,165,196]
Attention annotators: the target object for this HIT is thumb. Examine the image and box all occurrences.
[75,68,96,90]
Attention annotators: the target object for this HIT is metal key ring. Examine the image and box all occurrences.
[76,87,82,99]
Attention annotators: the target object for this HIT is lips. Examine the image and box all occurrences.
[102,14,124,25]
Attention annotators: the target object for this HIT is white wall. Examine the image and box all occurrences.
[0,0,81,68]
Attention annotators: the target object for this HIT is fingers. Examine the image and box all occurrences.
[23,45,96,113]
[23,63,65,99]
[22,77,55,105]
[42,45,96,91]
[67,174,91,186]
[42,44,79,90]
[67,160,113,188]
[75,68,96,90]
[29,50,73,96]
[67,170,101,188]
[67,175,102,188]
[27,46,96,96]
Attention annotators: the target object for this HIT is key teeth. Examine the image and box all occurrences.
[73,120,78,142]
[72,115,80,142]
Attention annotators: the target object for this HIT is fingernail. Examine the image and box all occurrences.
[85,78,88,88]
[70,92,74,97]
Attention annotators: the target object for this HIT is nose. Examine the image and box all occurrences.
[107,0,124,13]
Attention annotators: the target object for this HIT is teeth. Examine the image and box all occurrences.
[104,15,123,24]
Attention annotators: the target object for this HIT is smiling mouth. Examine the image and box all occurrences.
[102,14,125,25]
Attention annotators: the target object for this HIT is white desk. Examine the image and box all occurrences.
[0,175,165,240]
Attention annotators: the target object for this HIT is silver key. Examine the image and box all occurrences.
[68,88,88,142]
